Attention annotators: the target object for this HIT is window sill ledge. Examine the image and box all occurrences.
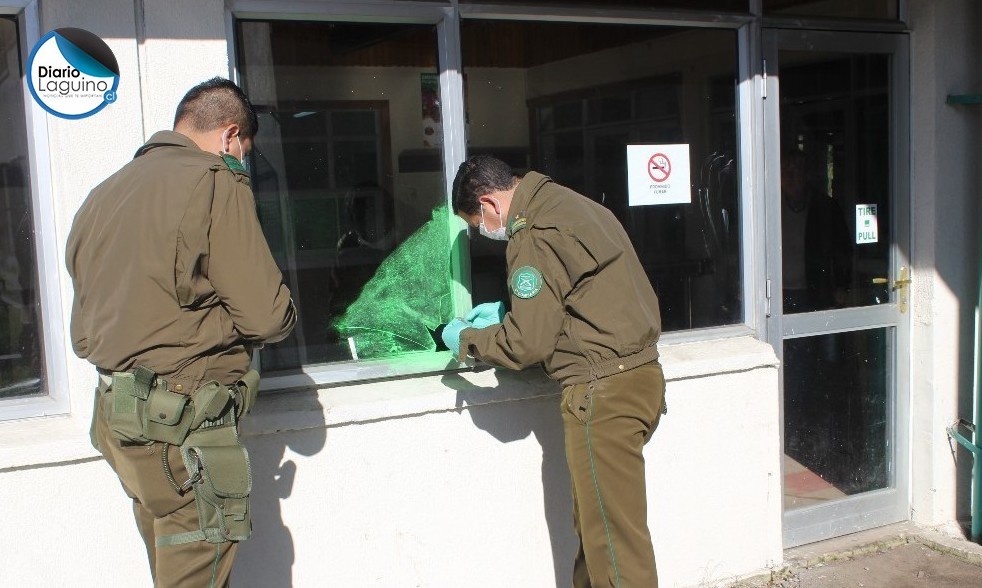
[242,334,779,437]
[0,416,98,472]
[0,335,778,470]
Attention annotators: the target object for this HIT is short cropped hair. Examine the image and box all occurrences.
[173,77,259,139]
[451,155,517,216]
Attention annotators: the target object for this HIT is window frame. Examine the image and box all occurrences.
[0,1,71,421]
[453,5,762,343]
[227,0,763,391]
[229,3,474,391]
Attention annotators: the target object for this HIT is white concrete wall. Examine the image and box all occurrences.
[0,337,781,588]
[136,0,230,136]
[24,0,233,442]
[908,0,982,529]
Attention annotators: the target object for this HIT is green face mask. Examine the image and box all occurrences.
[221,153,247,174]
[221,133,249,174]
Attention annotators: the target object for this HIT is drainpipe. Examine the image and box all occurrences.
[945,93,982,543]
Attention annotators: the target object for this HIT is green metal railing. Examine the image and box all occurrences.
[945,93,982,543]
[948,419,981,541]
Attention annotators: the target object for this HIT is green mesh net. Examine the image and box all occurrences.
[333,205,454,359]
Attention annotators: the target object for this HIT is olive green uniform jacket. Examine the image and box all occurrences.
[66,131,296,391]
[458,172,661,386]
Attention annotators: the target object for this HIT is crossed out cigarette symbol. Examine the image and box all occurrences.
[647,153,671,182]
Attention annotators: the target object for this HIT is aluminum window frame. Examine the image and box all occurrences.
[225,0,766,389]
[229,2,473,391]
[0,1,71,421]
[455,5,763,346]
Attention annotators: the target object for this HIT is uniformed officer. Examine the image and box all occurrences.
[66,78,296,587]
[444,155,666,587]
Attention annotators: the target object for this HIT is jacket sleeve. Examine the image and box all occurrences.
[65,221,90,359]
[458,227,589,369]
[208,172,297,343]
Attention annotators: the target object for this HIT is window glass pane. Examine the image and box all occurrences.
[462,21,743,331]
[763,0,898,20]
[780,52,890,314]
[236,21,452,371]
[0,17,44,399]
[783,328,890,509]
[460,0,748,11]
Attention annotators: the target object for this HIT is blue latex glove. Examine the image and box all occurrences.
[441,318,471,356]
[465,301,506,329]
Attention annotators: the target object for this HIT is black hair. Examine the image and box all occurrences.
[451,155,517,215]
[173,77,259,139]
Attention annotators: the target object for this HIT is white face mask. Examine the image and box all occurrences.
[236,135,250,174]
[479,199,508,241]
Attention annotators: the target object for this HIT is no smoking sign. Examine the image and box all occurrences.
[648,153,671,182]
[627,144,691,206]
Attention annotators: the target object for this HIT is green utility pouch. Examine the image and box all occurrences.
[90,382,104,452]
[235,369,260,418]
[106,366,157,445]
[144,388,193,446]
[105,366,194,446]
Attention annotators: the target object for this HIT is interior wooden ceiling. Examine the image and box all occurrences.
[263,20,677,69]
[254,1,890,68]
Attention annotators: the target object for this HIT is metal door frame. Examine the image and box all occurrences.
[762,28,911,548]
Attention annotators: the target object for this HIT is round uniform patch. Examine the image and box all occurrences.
[510,265,544,299]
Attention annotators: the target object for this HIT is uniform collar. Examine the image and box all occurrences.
[134,130,207,159]
[506,171,551,237]
[134,130,250,182]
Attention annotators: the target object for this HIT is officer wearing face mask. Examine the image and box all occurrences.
[443,155,666,588]
[66,77,296,588]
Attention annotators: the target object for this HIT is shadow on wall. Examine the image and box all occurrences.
[443,367,577,588]
[234,387,327,588]
[947,103,982,536]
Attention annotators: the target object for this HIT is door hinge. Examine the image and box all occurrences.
[762,59,768,100]
[765,278,772,317]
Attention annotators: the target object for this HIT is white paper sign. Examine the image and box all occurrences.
[856,204,879,244]
[626,144,691,206]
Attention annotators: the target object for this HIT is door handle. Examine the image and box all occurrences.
[872,267,911,313]
[871,269,912,291]
[873,277,912,290]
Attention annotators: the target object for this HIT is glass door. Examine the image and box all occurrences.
[763,30,911,547]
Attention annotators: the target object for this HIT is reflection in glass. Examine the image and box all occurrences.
[460,0,748,11]
[779,52,890,314]
[783,329,890,510]
[0,17,44,399]
[236,21,452,371]
[461,21,742,331]
[763,0,898,20]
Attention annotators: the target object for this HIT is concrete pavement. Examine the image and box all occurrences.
[723,522,982,587]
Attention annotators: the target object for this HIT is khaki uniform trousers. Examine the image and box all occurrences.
[562,361,666,588]
[92,378,238,587]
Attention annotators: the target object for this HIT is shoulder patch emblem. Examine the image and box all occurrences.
[510,265,543,299]
[221,153,248,175]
